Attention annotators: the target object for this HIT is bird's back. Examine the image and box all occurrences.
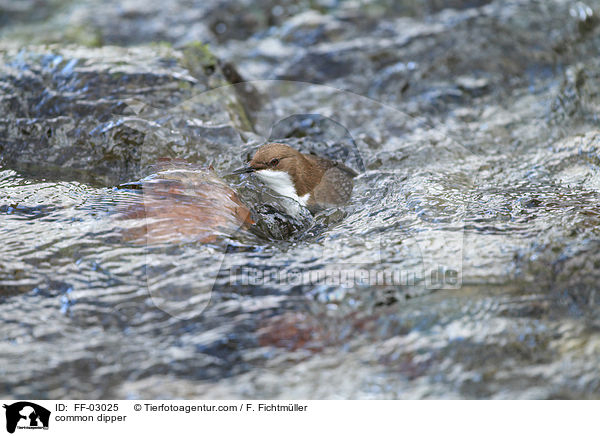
[303,153,357,210]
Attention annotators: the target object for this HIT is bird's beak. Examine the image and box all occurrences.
[232,165,255,175]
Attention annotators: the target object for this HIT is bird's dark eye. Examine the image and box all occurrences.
[269,158,279,167]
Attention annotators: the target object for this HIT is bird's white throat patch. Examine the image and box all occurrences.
[255,169,309,206]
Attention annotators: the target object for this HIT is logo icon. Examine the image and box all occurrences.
[3,402,50,434]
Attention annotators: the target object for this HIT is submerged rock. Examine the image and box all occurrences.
[118,161,254,245]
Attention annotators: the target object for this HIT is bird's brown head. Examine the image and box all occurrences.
[233,143,322,199]
[233,143,302,173]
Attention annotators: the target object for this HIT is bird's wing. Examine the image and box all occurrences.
[310,166,355,208]
[307,154,359,177]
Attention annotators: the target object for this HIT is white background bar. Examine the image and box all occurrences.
[0,400,596,436]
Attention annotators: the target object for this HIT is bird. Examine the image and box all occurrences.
[233,142,357,212]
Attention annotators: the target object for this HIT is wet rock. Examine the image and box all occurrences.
[570,2,598,35]
[118,161,254,245]
[278,10,348,45]
[223,0,600,116]
[544,131,600,186]
[238,189,314,241]
[0,0,70,27]
[0,0,304,47]
[257,312,326,352]
[0,43,252,186]
[551,61,600,127]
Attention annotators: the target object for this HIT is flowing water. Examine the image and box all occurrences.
[1,0,600,399]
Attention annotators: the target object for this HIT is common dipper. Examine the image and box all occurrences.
[233,143,357,211]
